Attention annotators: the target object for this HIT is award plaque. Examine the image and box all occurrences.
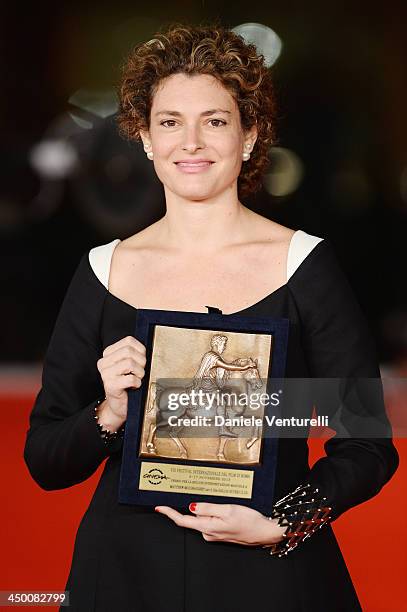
[118,307,289,514]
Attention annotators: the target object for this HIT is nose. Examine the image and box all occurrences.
[181,123,205,152]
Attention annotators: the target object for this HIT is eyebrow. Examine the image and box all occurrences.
[154,108,232,117]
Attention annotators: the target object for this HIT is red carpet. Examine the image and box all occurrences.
[1,395,405,611]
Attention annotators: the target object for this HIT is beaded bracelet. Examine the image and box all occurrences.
[93,397,126,445]
[263,482,332,557]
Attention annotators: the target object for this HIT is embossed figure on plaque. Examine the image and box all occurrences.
[139,325,273,464]
[190,334,259,454]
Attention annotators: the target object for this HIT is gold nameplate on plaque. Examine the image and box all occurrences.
[139,461,254,498]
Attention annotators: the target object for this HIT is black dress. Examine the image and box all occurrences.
[23,233,399,612]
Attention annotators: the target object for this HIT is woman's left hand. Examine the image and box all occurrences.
[155,502,287,547]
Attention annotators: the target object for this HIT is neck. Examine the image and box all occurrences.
[157,185,253,254]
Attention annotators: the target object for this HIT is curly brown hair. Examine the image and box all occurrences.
[115,21,278,198]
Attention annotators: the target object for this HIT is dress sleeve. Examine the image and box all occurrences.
[294,238,398,514]
[23,252,124,491]
[265,239,399,556]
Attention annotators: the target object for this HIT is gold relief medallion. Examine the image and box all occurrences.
[139,325,272,465]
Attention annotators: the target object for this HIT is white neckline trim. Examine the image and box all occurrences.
[287,230,324,280]
[88,238,120,290]
[88,230,324,290]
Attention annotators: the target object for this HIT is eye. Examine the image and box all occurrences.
[159,119,227,128]
[209,119,227,127]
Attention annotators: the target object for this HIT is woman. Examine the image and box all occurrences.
[24,23,398,611]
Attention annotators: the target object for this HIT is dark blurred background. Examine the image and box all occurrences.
[1,0,406,365]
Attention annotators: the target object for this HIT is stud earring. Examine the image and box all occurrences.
[144,143,154,160]
[242,143,252,161]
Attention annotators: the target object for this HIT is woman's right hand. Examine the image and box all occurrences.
[96,335,147,425]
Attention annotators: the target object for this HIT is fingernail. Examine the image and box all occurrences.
[154,507,161,512]
[189,502,197,512]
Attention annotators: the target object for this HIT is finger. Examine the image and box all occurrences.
[103,336,146,358]
[98,355,145,381]
[190,502,232,519]
[103,356,145,378]
[155,506,213,533]
[101,372,143,397]
[117,358,145,378]
[104,348,146,372]
[118,373,143,389]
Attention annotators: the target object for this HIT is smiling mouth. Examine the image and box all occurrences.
[174,162,215,166]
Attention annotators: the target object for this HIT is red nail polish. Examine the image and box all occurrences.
[189,502,197,512]
[154,507,160,512]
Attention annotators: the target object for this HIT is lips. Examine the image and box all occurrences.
[174,159,214,166]
[174,159,215,174]
[177,163,212,168]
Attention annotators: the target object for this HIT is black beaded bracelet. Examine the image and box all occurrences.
[263,482,332,557]
[93,397,126,445]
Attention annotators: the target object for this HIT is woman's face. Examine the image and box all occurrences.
[140,73,257,201]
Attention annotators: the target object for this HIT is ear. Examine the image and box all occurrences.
[244,123,258,149]
[139,129,151,148]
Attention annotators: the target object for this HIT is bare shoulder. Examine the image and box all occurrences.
[244,209,297,248]
[108,223,162,293]
[113,222,163,269]
[119,221,161,251]
[264,221,296,245]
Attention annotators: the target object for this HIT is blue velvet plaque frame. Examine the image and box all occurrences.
[118,308,289,514]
